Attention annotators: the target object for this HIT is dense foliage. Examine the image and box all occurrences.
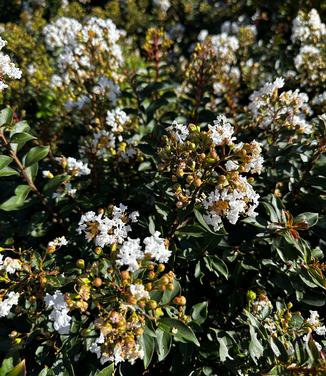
[0,1,326,375]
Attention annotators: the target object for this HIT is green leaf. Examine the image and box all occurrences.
[155,328,172,361]
[0,156,13,169]
[194,209,225,235]
[0,167,19,177]
[141,333,155,369]
[10,121,30,136]
[249,327,264,363]
[191,302,208,325]
[160,279,180,305]
[6,360,26,376]
[43,175,67,192]
[24,146,50,167]
[0,108,13,126]
[294,212,319,228]
[10,132,36,146]
[25,163,39,182]
[158,318,200,346]
[0,185,32,211]
[204,255,229,279]
[269,337,288,362]
[217,336,233,362]
[0,357,14,374]
[96,363,114,376]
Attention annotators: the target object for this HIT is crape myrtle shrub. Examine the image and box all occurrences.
[0,0,326,375]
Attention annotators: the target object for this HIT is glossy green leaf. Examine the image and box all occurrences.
[158,318,200,346]
[24,146,50,167]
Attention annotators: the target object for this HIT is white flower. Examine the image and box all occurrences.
[44,291,71,335]
[106,109,130,132]
[167,120,189,143]
[0,256,22,274]
[208,115,235,146]
[48,236,68,248]
[307,310,320,326]
[130,284,150,300]
[42,170,54,178]
[57,156,91,176]
[225,160,239,171]
[0,35,22,91]
[0,292,20,317]
[143,231,171,263]
[316,326,326,336]
[198,29,208,41]
[153,0,171,12]
[116,238,144,272]
[203,176,259,230]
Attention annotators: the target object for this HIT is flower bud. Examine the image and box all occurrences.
[188,123,197,132]
[246,290,256,301]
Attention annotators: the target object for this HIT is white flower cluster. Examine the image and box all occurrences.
[0,255,22,274]
[81,108,132,160]
[48,236,68,249]
[43,16,123,81]
[292,9,326,44]
[211,33,239,62]
[203,175,259,231]
[307,310,326,336]
[116,231,171,272]
[208,115,236,145]
[44,291,71,335]
[153,0,171,12]
[106,109,130,132]
[248,77,312,134]
[0,36,22,91]
[93,77,120,104]
[77,204,139,248]
[130,284,150,300]
[167,120,189,143]
[90,332,144,365]
[56,156,91,176]
[291,9,326,88]
[0,291,20,318]
[312,91,326,112]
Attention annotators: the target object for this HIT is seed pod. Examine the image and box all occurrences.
[161,276,170,285]
[147,271,156,280]
[145,282,153,291]
[186,175,194,184]
[128,296,137,305]
[157,264,165,273]
[76,259,85,269]
[176,201,184,209]
[93,278,103,288]
[188,123,197,132]
[173,296,186,305]
[95,246,103,255]
[120,270,130,280]
[147,300,158,309]
[194,178,202,187]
